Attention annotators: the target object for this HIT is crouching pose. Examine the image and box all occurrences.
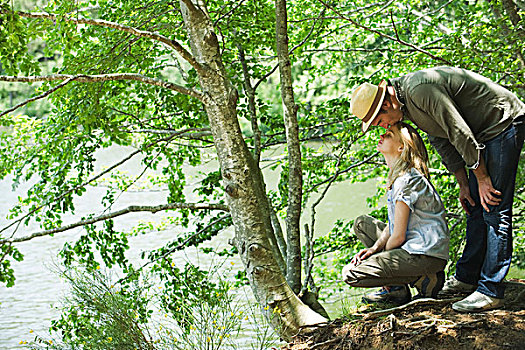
[342,122,450,305]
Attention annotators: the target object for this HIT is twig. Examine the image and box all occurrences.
[0,77,74,117]
[400,322,435,340]
[115,214,231,285]
[310,336,343,350]
[310,151,379,190]
[289,7,326,54]
[213,0,247,26]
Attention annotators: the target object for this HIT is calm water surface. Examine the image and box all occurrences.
[0,145,377,349]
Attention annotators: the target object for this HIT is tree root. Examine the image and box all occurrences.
[362,297,461,320]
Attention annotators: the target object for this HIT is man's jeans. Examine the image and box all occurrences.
[455,118,525,298]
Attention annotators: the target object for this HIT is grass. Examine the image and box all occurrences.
[507,267,525,279]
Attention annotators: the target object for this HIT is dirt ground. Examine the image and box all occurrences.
[283,279,525,350]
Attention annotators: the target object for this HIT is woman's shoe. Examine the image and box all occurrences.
[412,270,445,298]
[362,285,411,305]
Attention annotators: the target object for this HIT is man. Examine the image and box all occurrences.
[351,66,525,312]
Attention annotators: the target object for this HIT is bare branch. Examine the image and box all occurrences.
[0,73,204,103]
[290,1,393,23]
[253,63,279,91]
[123,128,212,138]
[301,134,360,295]
[253,9,325,92]
[315,0,452,65]
[13,10,205,73]
[214,0,247,26]
[311,151,379,190]
[0,202,229,244]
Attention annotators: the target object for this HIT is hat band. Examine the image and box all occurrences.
[361,84,385,123]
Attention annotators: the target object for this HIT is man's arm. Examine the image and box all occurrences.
[417,87,502,212]
[454,167,475,215]
[411,84,483,169]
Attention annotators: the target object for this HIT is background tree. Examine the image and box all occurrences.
[0,0,524,343]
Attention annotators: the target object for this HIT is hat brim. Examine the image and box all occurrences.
[362,80,387,133]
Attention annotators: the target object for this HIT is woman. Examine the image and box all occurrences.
[342,122,449,305]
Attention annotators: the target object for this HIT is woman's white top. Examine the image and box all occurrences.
[387,168,450,260]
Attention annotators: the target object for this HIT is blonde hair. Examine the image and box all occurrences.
[387,122,430,188]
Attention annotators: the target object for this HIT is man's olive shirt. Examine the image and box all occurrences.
[390,66,525,173]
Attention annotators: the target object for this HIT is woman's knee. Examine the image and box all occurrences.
[342,264,359,286]
[352,215,368,235]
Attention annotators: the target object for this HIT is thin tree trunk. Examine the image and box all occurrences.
[496,0,525,74]
[238,41,287,275]
[178,0,326,340]
[275,0,303,295]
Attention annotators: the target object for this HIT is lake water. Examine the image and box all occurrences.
[0,145,378,349]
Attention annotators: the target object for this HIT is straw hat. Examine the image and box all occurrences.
[351,80,387,133]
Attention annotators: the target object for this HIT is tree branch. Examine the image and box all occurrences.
[0,73,204,104]
[116,214,231,285]
[310,151,380,190]
[276,0,303,294]
[213,0,247,26]
[0,131,185,237]
[289,7,326,54]
[237,41,262,163]
[302,135,359,294]
[13,10,205,74]
[0,76,74,118]
[0,202,229,244]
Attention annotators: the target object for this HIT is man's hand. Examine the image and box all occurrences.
[458,183,475,215]
[472,158,501,212]
[351,248,375,266]
[476,174,501,212]
[455,168,476,215]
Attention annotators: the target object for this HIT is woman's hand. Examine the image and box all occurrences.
[351,248,376,266]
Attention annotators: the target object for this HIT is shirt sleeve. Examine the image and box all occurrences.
[409,83,484,169]
[428,135,465,173]
[392,173,426,212]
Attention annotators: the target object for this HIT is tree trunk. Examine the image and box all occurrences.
[275,0,303,295]
[178,0,327,340]
[497,0,525,74]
